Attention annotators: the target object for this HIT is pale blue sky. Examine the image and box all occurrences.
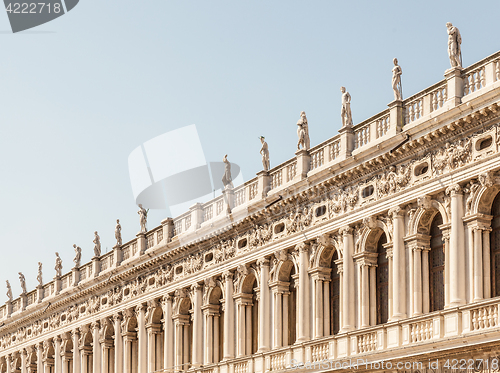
[0,0,497,302]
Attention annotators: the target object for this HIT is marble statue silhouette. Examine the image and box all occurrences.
[259,136,270,171]
[341,87,353,127]
[446,22,462,68]
[222,154,234,189]
[392,58,403,101]
[6,280,12,302]
[297,111,310,150]
[18,272,26,294]
[138,204,148,233]
[115,219,122,246]
[37,262,43,287]
[73,244,81,268]
[93,231,101,257]
[55,253,62,278]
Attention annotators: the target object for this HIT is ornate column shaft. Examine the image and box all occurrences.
[257,258,270,351]
[53,336,62,373]
[135,305,147,373]
[422,248,430,313]
[448,185,466,306]
[323,280,330,335]
[297,242,311,341]
[474,227,484,300]
[36,343,43,373]
[162,296,174,371]
[191,284,203,367]
[92,322,101,373]
[341,227,354,331]
[113,315,123,373]
[390,206,406,319]
[71,330,81,373]
[361,264,369,327]
[315,278,323,337]
[483,229,491,298]
[282,292,289,346]
[204,311,213,364]
[237,301,245,356]
[369,266,376,325]
[245,305,252,355]
[274,291,282,348]
[214,315,220,362]
[222,271,234,360]
[413,247,423,315]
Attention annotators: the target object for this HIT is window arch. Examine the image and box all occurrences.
[376,233,388,325]
[429,213,445,312]
[490,192,500,297]
[330,251,340,335]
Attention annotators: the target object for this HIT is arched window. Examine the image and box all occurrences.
[376,233,388,325]
[490,192,500,297]
[429,214,445,311]
[330,251,340,335]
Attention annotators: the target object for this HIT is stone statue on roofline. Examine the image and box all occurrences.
[392,58,403,101]
[446,22,462,68]
[115,219,122,246]
[93,231,101,257]
[54,253,62,278]
[340,87,353,127]
[296,111,310,150]
[138,204,148,233]
[259,136,270,171]
[222,154,234,189]
[73,244,81,268]
[6,280,13,302]
[37,262,43,287]
[18,272,26,294]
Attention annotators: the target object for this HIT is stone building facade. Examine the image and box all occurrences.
[1,49,500,373]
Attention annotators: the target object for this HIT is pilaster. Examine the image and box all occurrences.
[444,67,464,107]
[338,125,354,160]
[256,170,270,199]
[387,100,404,134]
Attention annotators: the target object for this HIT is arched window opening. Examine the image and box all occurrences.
[430,214,445,312]
[376,233,389,325]
[330,251,340,335]
[490,192,500,297]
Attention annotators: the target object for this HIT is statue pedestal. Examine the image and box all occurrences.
[136,233,146,256]
[256,170,270,199]
[388,100,404,133]
[294,148,311,181]
[112,245,122,268]
[189,203,204,231]
[222,187,235,214]
[36,285,44,304]
[5,300,12,317]
[338,125,354,160]
[444,67,464,107]
[20,293,27,311]
[91,257,101,278]
[53,277,61,296]
[161,217,174,243]
[71,267,80,287]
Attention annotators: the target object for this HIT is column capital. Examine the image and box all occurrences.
[446,183,463,196]
[296,241,310,253]
[257,257,270,267]
[90,321,100,332]
[339,225,353,236]
[388,206,405,219]
[222,270,234,281]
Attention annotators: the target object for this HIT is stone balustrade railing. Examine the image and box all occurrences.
[3,50,500,321]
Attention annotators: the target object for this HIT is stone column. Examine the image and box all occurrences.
[387,99,404,134]
[447,185,466,306]
[113,315,123,373]
[222,271,234,360]
[390,206,406,319]
[257,258,270,352]
[413,247,422,315]
[213,314,220,363]
[340,226,354,331]
[203,309,213,364]
[146,324,160,373]
[135,304,147,373]
[112,245,122,268]
[189,203,204,231]
[315,278,323,337]
[443,231,451,307]
[122,333,135,373]
[136,233,146,256]
[161,296,174,372]
[6,354,11,373]
[91,322,101,373]
[323,280,330,335]
[61,334,72,373]
[297,242,310,341]
[245,304,252,355]
[274,291,282,348]
[474,227,484,301]
[36,285,44,304]
[174,319,183,370]
[422,248,430,313]
[91,256,101,279]
[191,284,203,367]
[161,217,174,243]
[483,229,492,298]
[237,300,245,356]
[53,336,62,373]
[21,349,27,373]
[222,187,235,214]
[369,266,376,325]
[361,263,369,327]
[282,292,289,346]
[36,343,43,373]
[100,340,112,373]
